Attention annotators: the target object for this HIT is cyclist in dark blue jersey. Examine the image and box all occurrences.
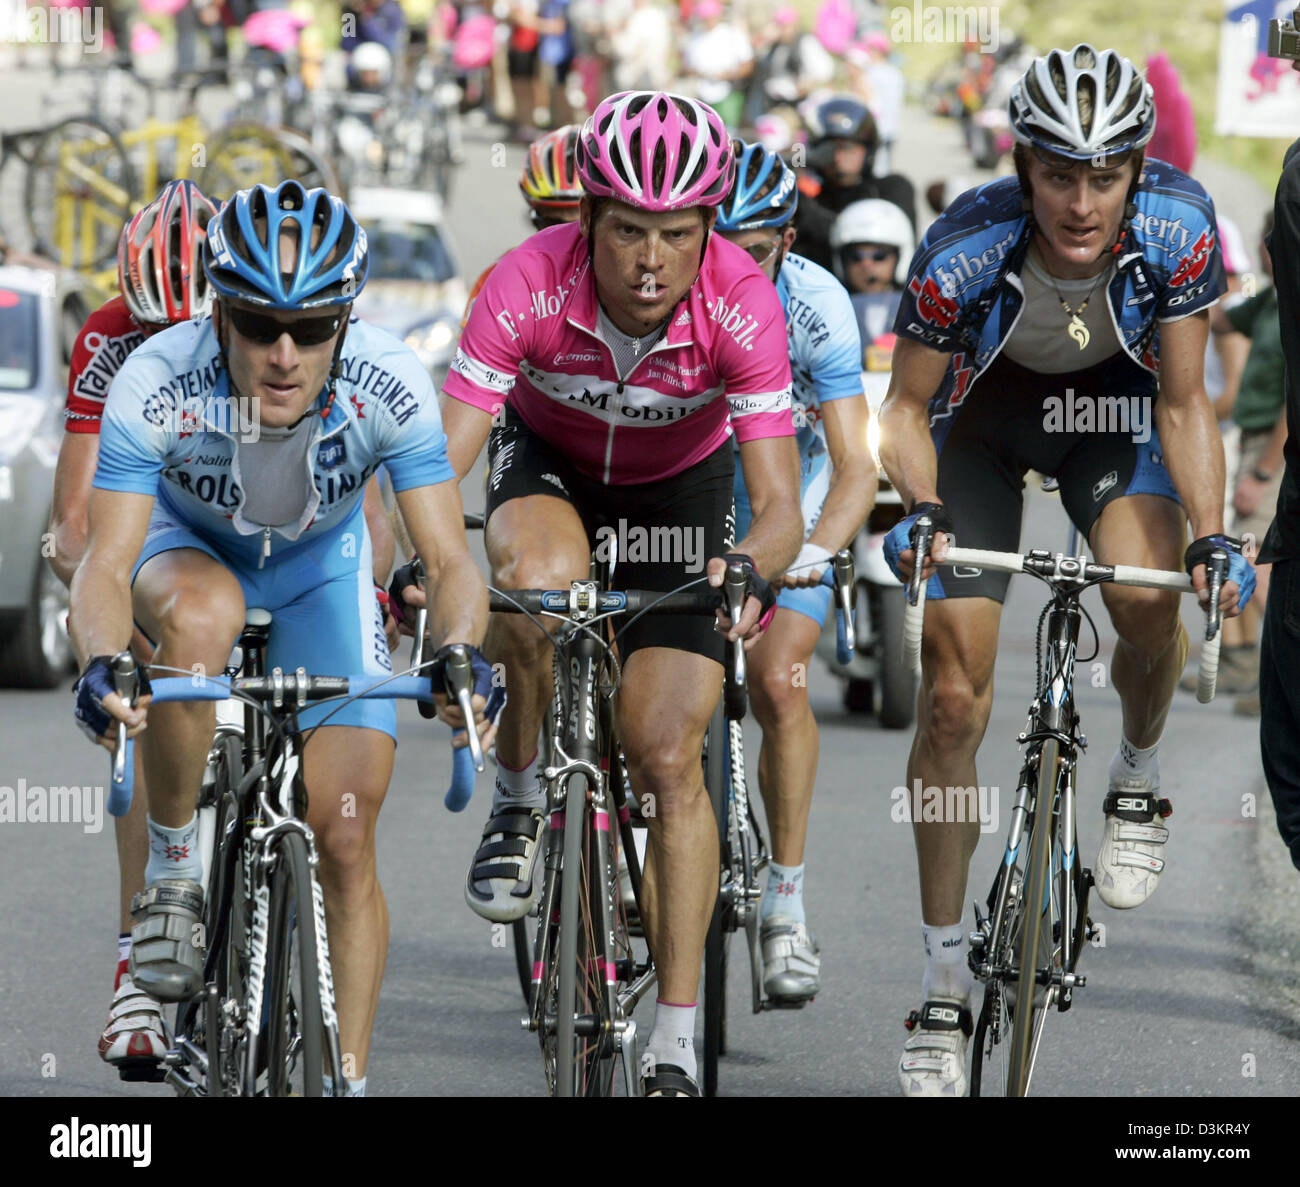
[877,44,1255,1097]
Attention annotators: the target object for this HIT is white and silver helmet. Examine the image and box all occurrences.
[1009,44,1155,162]
[829,199,914,285]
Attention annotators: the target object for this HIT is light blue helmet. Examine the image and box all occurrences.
[714,141,798,233]
[203,179,368,309]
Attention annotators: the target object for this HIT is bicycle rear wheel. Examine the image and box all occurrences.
[702,701,728,1097]
[1005,738,1060,1096]
[262,831,328,1097]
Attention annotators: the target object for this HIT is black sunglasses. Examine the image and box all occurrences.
[225,304,347,346]
[843,246,896,263]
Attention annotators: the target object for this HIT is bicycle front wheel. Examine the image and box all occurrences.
[1006,738,1059,1096]
[262,831,329,1097]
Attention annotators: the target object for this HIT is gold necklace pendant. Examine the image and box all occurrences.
[1067,313,1090,350]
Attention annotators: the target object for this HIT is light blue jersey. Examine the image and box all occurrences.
[95,317,454,567]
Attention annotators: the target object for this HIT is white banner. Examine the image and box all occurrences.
[1215,0,1300,137]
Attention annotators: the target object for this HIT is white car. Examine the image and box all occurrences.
[0,264,90,686]
[348,187,467,390]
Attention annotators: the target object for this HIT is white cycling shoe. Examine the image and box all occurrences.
[99,975,168,1081]
[898,998,973,1097]
[1094,774,1172,910]
[761,916,821,1004]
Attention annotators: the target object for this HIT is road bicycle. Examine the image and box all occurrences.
[103,617,478,1096]
[701,550,857,1097]
[903,521,1227,1096]
[486,562,747,1096]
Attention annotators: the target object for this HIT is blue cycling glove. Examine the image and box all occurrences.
[883,502,956,598]
[1184,534,1255,609]
[73,655,151,745]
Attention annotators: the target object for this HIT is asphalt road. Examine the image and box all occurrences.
[0,62,1295,1100]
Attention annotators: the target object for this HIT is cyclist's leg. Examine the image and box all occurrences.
[128,527,246,1000]
[267,514,397,1093]
[1058,392,1187,909]
[467,409,589,921]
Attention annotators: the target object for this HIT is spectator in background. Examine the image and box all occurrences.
[846,33,903,174]
[1208,213,1286,717]
[507,0,544,138]
[609,0,673,92]
[538,0,576,127]
[342,0,407,55]
[680,0,753,130]
[745,7,834,125]
[1256,135,1300,871]
[794,94,915,273]
[828,197,913,368]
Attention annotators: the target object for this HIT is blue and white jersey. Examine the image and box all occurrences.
[737,251,862,465]
[94,317,454,567]
[893,161,1225,450]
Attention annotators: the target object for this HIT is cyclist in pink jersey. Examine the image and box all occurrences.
[436,91,803,1095]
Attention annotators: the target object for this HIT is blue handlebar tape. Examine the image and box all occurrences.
[108,738,134,817]
[446,735,476,811]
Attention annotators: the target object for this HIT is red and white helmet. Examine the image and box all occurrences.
[117,180,218,327]
[576,91,734,212]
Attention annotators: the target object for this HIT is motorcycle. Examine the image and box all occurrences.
[815,300,917,728]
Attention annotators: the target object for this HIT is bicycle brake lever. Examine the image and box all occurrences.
[110,651,136,788]
[908,515,934,606]
[409,556,429,669]
[442,643,484,772]
[724,561,748,691]
[1206,548,1226,640]
[833,548,855,662]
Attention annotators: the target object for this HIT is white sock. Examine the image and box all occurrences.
[646,999,696,1081]
[921,922,971,1003]
[144,814,202,884]
[322,1075,367,1097]
[761,861,805,924]
[117,933,131,965]
[1110,737,1159,782]
[493,751,543,811]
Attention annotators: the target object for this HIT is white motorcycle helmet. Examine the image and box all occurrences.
[351,41,393,87]
[829,199,915,286]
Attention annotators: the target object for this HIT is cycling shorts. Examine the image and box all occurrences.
[733,448,832,626]
[932,350,1179,603]
[132,501,396,739]
[484,405,734,664]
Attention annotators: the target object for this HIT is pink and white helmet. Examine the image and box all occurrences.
[576,91,735,212]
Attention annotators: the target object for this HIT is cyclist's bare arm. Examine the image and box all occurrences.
[363,475,395,584]
[786,393,875,587]
[717,434,803,639]
[68,487,156,738]
[1154,309,1241,613]
[879,337,954,578]
[49,432,99,588]
[438,392,495,481]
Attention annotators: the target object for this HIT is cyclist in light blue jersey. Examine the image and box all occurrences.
[715,141,876,1003]
[68,180,494,1097]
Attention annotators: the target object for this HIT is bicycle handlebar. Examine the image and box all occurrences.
[106,670,478,819]
[902,536,1225,702]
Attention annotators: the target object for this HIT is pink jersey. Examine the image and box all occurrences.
[442,222,794,485]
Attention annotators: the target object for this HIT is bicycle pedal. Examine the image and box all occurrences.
[117,1060,168,1084]
[763,994,813,1011]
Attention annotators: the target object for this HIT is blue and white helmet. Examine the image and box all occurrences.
[204,180,369,309]
[714,141,798,233]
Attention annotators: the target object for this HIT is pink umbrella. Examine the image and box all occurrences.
[243,9,309,56]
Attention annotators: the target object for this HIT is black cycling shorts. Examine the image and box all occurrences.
[931,350,1180,603]
[484,405,735,663]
